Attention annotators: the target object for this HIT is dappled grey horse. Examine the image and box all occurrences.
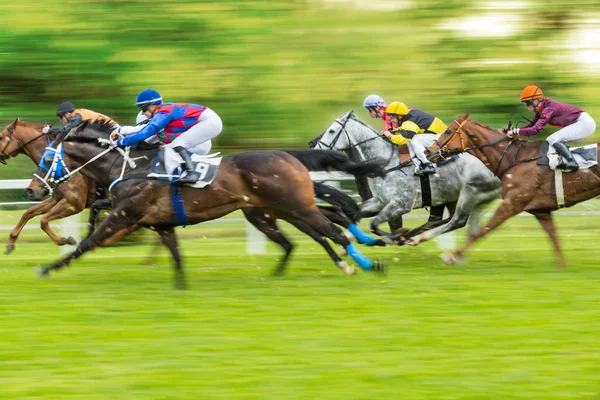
[310,111,502,244]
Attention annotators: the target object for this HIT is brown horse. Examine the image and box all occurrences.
[0,119,99,253]
[425,113,600,266]
[27,120,386,288]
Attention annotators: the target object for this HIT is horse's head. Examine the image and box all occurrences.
[425,113,472,162]
[0,118,47,164]
[308,110,381,153]
[26,119,117,201]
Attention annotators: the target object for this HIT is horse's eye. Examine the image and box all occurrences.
[445,129,451,135]
[328,129,335,133]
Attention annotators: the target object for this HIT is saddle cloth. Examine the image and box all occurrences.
[538,142,597,170]
[148,146,222,188]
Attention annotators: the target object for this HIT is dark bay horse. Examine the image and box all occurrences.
[1,119,372,258]
[0,119,100,253]
[27,121,386,288]
[425,113,600,266]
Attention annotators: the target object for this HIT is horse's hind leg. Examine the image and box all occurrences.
[86,199,112,239]
[287,208,385,274]
[5,197,57,254]
[243,208,294,276]
[529,211,566,268]
[157,228,187,289]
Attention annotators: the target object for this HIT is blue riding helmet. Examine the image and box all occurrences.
[363,94,386,108]
[135,89,163,107]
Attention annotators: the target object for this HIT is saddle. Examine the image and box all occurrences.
[537,141,598,170]
[148,146,222,188]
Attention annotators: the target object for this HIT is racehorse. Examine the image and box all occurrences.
[309,111,502,243]
[0,119,100,253]
[425,113,600,266]
[26,120,386,288]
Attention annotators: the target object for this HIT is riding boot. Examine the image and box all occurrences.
[552,142,579,171]
[415,162,436,176]
[173,146,201,185]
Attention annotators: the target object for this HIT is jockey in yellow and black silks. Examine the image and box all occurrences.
[383,101,446,175]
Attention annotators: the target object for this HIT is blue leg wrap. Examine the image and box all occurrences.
[348,224,378,246]
[345,243,373,270]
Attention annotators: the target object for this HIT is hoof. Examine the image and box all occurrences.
[372,258,387,275]
[4,244,14,255]
[337,261,356,275]
[35,267,49,278]
[174,275,188,290]
[440,251,462,265]
[66,237,77,245]
[374,239,387,247]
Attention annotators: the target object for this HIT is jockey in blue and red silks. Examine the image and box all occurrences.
[113,89,223,184]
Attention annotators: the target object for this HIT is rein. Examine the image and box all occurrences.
[433,118,542,178]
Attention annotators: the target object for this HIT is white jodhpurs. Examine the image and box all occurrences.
[168,108,223,155]
[546,112,596,145]
[408,134,437,165]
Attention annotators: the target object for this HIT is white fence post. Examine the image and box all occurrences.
[60,214,82,255]
[246,220,266,255]
[435,208,456,250]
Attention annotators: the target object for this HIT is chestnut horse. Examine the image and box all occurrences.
[27,120,386,288]
[0,119,99,253]
[425,113,600,266]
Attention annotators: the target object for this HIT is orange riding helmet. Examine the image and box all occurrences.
[520,83,544,102]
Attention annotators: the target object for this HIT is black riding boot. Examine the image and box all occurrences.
[174,146,201,185]
[552,142,579,171]
[415,162,436,176]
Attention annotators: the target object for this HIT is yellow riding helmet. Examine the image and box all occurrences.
[385,101,409,116]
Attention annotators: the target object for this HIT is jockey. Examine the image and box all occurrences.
[43,102,118,136]
[507,83,596,171]
[113,89,223,184]
[383,101,447,175]
[363,94,396,132]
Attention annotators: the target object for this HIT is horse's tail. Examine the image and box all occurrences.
[313,181,361,222]
[284,150,385,177]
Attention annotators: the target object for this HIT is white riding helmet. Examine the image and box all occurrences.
[363,94,386,108]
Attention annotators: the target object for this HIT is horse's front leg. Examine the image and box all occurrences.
[38,208,140,277]
[358,197,385,218]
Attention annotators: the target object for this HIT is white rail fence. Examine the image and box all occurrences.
[0,175,457,256]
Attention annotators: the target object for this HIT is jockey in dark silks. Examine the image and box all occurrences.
[112,89,223,184]
[43,102,118,137]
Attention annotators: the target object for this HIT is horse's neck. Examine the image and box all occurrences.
[63,142,154,186]
[470,128,539,175]
[16,125,47,163]
[347,122,399,168]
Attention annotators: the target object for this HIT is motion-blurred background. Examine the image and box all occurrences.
[2,0,599,180]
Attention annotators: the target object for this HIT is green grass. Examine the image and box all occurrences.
[1,204,600,399]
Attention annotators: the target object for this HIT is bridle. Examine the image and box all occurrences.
[0,124,49,164]
[314,112,401,171]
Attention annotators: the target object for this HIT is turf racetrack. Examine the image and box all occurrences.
[1,203,599,399]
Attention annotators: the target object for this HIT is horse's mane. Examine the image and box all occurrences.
[74,118,117,136]
[16,119,45,129]
[347,112,380,136]
[467,119,541,148]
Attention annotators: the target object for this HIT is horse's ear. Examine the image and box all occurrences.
[461,113,470,121]
[13,118,20,126]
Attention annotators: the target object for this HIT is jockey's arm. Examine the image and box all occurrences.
[518,108,553,136]
[117,112,171,146]
[385,120,418,145]
[48,113,83,136]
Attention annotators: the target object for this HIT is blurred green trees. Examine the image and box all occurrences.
[1,0,599,179]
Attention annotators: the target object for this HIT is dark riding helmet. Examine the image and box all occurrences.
[56,102,76,117]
